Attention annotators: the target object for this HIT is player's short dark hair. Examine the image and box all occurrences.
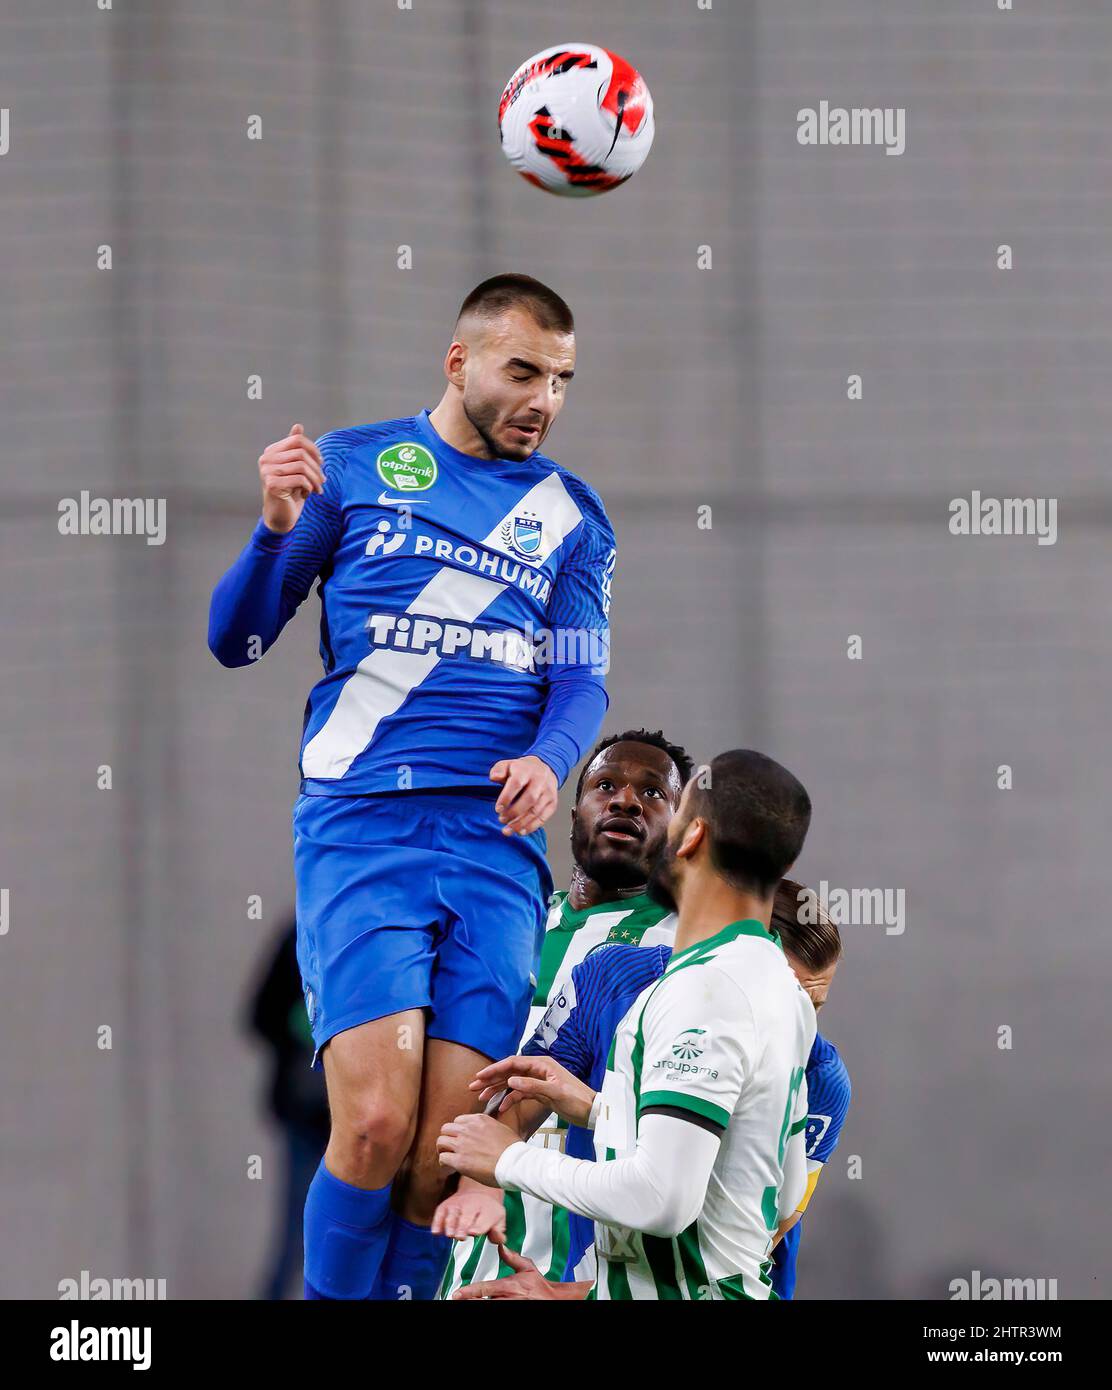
[687,749,812,896]
[456,273,574,335]
[772,878,843,972]
[574,729,694,803]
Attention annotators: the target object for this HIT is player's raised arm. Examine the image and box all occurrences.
[491,485,615,836]
[207,424,338,668]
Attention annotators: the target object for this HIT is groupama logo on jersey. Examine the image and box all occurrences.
[671,1028,707,1061]
[376,442,438,492]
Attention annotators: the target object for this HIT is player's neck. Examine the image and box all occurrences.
[566,866,647,912]
[428,393,498,461]
[671,876,772,956]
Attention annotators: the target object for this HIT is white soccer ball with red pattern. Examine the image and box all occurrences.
[498,43,655,197]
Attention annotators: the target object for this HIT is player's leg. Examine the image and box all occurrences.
[401,1038,489,1221]
[375,1037,489,1301]
[375,796,552,1300]
[293,793,441,1300]
[302,1011,424,1301]
[321,1011,425,1185]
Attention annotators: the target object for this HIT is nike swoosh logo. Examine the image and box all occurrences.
[378,491,430,506]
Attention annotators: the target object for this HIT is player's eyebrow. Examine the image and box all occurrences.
[507,356,575,380]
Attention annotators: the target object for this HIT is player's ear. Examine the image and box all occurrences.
[676,815,705,860]
[444,340,467,387]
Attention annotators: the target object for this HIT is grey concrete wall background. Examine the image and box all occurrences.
[1,0,1108,1298]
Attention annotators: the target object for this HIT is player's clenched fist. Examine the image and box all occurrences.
[258,423,325,534]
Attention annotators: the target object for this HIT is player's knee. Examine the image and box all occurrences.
[332,1098,415,1175]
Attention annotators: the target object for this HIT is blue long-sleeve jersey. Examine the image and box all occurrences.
[208,411,614,794]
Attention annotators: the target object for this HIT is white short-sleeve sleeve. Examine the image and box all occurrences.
[636,961,757,1130]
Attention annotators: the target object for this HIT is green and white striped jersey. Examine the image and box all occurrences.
[591,918,815,1301]
[440,889,675,1298]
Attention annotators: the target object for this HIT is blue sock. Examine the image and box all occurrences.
[375,1216,452,1302]
[302,1160,393,1301]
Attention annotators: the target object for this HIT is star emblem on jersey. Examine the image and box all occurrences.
[376,442,438,492]
[671,1028,707,1061]
[503,511,544,562]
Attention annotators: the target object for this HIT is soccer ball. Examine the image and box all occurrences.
[498,43,655,197]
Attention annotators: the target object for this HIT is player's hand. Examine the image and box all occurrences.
[437,1113,520,1186]
[452,1239,565,1300]
[258,422,325,534]
[431,1179,507,1241]
[471,1054,596,1129]
[489,754,558,836]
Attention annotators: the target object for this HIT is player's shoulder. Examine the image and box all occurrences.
[315,416,422,470]
[671,927,801,1025]
[712,923,798,988]
[536,458,614,538]
[808,1031,852,1098]
[577,940,670,997]
[637,910,678,949]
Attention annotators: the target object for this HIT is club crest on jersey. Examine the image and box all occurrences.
[503,511,544,562]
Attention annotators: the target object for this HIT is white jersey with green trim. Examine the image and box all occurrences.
[440,890,675,1298]
[591,917,816,1301]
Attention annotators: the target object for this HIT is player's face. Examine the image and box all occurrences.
[460,308,576,460]
[571,744,683,891]
[786,954,838,1012]
[645,778,697,912]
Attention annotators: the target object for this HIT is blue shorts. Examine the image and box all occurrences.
[292,791,553,1065]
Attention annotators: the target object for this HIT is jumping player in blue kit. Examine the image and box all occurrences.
[208,275,616,1300]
